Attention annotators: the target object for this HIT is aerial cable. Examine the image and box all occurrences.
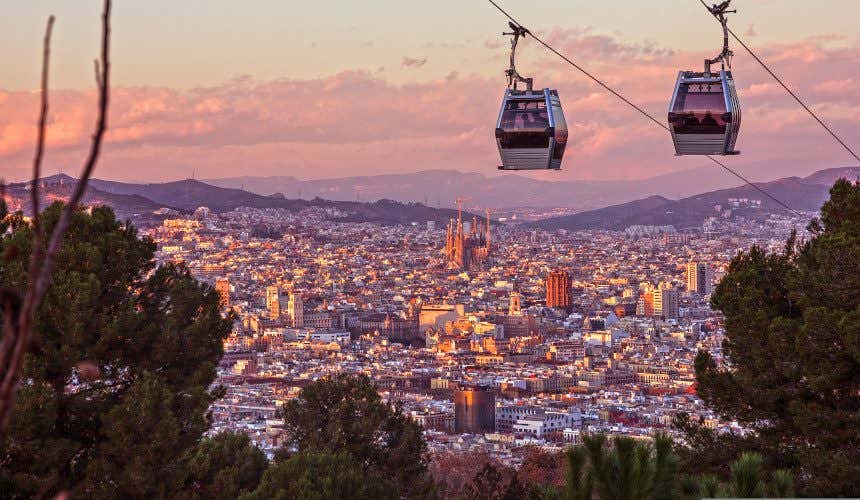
[697,0,860,164]
[487,0,801,216]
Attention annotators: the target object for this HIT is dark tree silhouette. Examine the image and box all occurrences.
[280,374,432,498]
[0,0,112,439]
[0,205,233,497]
[686,179,860,496]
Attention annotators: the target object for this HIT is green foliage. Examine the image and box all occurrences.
[587,435,651,500]
[563,446,593,500]
[692,474,720,499]
[650,434,680,500]
[557,436,795,499]
[686,179,860,497]
[729,453,764,498]
[178,431,268,500]
[0,204,233,498]
[672,412,758,477]
[81,373,185,497]
[559,434,681,500]
[240,451,396,500]
[280,373,431,498]
[769,469,795,498]
[679,457,795,499]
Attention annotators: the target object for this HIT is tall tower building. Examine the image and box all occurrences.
[546,270,571,310]
[508,291,523,316]
[266,285,280,319]
[215,278,230,308]
[288,292,304,328]
[454,387,495,434]
[686,261,713,295]
[654,283,679,319]
[639,288,655,317]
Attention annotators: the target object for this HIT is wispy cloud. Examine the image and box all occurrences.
[401,56,428,68]
[0,32,857,182]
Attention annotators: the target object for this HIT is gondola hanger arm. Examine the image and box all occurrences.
[703,0,735,74]
[503,22,533,90]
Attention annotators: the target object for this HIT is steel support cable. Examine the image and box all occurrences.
[487,0,802,216]
[698,0,860,164]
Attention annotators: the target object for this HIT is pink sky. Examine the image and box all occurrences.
[1,4,858,183]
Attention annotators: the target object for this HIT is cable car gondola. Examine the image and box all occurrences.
[496,23,568,170]
[668,1,741,156]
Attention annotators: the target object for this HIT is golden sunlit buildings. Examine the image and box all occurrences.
[287,291,304,328]
[266,285,280,319]
[445,203,492,271]
[215,278,230,308]
[686,261,713,295]
[508,291,522,316]
[419,304,465,334]
[653,283,679,320]
[546,269,571,310]
[637,282,679,319]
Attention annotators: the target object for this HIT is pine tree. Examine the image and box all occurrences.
[729,453,764,498]
[687,179,860,496]
[240,451,395,500]
[563,446,593,500]
[561,434,679,500]
[279,374,432,498]
[0,204,233,497]
[178,431,268,499]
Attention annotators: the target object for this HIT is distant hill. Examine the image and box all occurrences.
[528,174,845,231]
[205,167,756,211]
[801,166,860,186]
[14,165,853,230]
[89,178,306,212]
[85,177,473,226]
[530,195,671,231]
[4,175,173,222]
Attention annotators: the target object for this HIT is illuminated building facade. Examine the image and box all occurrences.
[266,285,280,319]
[686,261,713,295]
[546,269,571,310]
[454,386,495,434]
[215,278,230,308]
[445,206,491,271]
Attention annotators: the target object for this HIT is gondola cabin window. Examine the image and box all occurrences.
[670,83,728,134]
[499,100,551,148]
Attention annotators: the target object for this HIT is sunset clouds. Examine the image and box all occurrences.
[0,29,857,183]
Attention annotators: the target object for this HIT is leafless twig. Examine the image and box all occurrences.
[0,0,111,437]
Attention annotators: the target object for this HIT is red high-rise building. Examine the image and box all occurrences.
[546,270,571,310]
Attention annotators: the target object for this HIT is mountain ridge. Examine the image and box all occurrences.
[204,165,858,211]
[7,165,856,230]
[527,168,859,231]
[7,175,477,227]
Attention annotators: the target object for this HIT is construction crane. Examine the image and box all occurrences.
[455,196,473,224]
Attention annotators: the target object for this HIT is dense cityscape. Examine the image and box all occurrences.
[2,0,858,495]
[148,199,811,466]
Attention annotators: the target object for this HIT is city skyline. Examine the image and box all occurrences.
[2,2,857,496]
[1,1,858,184]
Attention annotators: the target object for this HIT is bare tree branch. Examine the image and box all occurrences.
[0,15,55,426]
[0,0,111,437]
[21,16,55,354]
[31,16,55,235]
[28,0,111,310]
